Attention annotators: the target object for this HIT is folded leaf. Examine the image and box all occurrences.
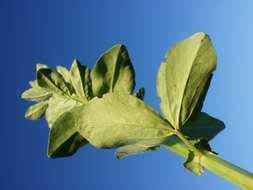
[48,93,174,158]
[25,101,48,120]
[91,44,135,97]
[157,32,216,129]
[70,59,92,102]
[56,65,71,83]
[181,112,225,141]
[37,68,71,96]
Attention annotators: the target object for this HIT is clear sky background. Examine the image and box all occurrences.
[3,1,253,190]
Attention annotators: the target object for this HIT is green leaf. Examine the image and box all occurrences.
[21,86,52,102]
[70,59,92,101]
[45,94,82,128]
[56,65,71,83]
[37,68,71,96]
[135,87,145,100]
[36,63,48,71]
[22,65,90,157]
[47,110,87,158]
[184,151,204,176]
[91,44,135,97]
[25,101,48,120]
[48,93,173,158]
[157,32,217,129]
[181,112,225,141]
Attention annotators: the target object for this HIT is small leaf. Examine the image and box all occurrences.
[29,80,38,88]
[157,32,216,129]
[22,64,91,157]
[36,63,48,71]
[91,44,135,97]
[48,93,173,158]
[56,65,71,83]
[37,68,71,96]
[181,112,225,141]
[184,151,204,176]
[70,59,91,102]
[25,101,48,120]
[21,87,52,101]
[135,87,145,100]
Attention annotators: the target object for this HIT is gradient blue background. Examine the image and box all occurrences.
[3,1,253,189]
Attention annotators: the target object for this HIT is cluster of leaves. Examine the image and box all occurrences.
[22,32,225,176]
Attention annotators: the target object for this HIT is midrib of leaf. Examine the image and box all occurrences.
[175,41,202,129]
[82,121,173,133]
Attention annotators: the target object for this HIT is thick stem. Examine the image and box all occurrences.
[174,130,201,154]
[163,136,253,190]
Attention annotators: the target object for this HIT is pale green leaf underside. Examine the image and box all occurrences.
[91,44,135,97]
[70,59,90,102]
[157,32,217,129]
[25,100,48,120]
[21,86,52,102]
[45,94,82,128]
[22,64,92,157]
[48,93,173,158]
[56,65,71,83]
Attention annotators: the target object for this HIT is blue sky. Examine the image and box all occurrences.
[3,1,253,189]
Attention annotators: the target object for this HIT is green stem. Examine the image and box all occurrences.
[175,130,201,154]
[163,136,253,190]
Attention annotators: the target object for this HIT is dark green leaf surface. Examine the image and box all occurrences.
[181,112,225,141]
[135,87,145,100]
[157,32,217,129]
[37,68,71,96]
[91,44,135,97]
[48,93,173,158]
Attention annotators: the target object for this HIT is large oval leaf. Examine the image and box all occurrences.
[91,44,135,97]
[48,93,174,158]
[157,32,217,129]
